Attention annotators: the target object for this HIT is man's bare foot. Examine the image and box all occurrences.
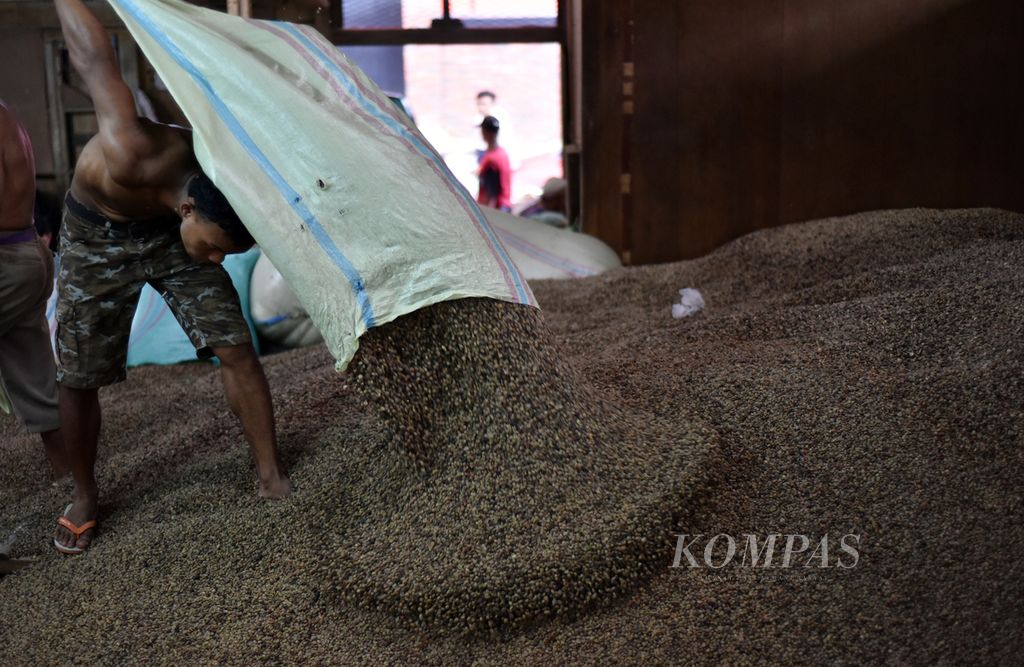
[53,495,98,552]
[259,475,292,499]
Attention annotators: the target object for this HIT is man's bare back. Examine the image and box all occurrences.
[71,119,197,222]
[0,101,36,232]
[55,0,198,224]
[56,0,253,262]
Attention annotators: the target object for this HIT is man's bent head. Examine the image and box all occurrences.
[178,172,254,264]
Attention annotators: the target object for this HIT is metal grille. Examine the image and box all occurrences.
[341,0,557,30]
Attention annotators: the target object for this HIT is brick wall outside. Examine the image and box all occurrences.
[403,43,563,205]
[400,0,562,206]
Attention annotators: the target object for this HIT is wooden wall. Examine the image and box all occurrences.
[579,1,627,260]
[581,0,1024,264]
[0,2,131,195]
[0,28,52,176]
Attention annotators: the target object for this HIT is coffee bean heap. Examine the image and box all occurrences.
[2,208,1020,665]
[305,298,716,633]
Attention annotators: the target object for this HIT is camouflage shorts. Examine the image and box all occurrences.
[55,193,251,389]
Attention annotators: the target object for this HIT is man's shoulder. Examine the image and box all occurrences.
[135,118,193,149]
[493,147,511,168]
[484,146,511,164]
[97,119,194,187]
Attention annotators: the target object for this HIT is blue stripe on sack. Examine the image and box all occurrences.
[276,23,533,306]
[255,314,289,327]
[114,0,376,328]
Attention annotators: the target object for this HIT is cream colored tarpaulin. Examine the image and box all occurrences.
[107,0,536,370]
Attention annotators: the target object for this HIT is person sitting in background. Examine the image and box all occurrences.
[476,116,512,212]
[521,177,569,229]
[0,99,68,480]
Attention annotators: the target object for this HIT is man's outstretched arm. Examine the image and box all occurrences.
[54,0,152,182]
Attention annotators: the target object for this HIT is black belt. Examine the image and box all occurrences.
[64,193,181,240]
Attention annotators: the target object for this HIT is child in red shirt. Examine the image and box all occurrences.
[476,116,512,211]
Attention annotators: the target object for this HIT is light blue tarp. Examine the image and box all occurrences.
[45,248,261,367]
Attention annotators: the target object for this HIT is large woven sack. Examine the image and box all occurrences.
[483,209,622,280]
[250,251,324,349]
[109,0,536,370]
[249,214,622,350]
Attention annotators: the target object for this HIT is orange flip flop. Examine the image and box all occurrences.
[53,504,97,555]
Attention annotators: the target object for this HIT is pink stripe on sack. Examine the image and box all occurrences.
[296,25,414,129]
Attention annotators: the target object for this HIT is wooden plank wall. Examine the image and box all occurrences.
[580,1,627,261]
[581,0,1024,264]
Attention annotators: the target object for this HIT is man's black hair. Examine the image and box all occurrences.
[480,115,500,133]
[187,172,254,248]
[477,90,496,101]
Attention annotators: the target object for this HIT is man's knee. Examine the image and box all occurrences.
[57,384,100,421]
[59,384,99,403]
[212,343,259,370]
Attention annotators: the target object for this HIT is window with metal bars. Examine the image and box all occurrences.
[329,0,561,45]
[339,0,557,30]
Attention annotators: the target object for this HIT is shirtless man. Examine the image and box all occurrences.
[0,101,67,477]
[53,0,290,555]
